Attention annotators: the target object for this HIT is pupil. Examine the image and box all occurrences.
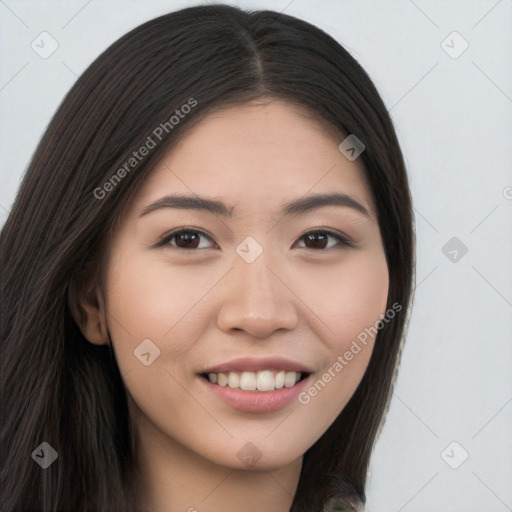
[306,233,327,249]
[177,232,199,248]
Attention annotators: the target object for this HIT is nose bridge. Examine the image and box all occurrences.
[216,242,298,337]
[238,253,276,309]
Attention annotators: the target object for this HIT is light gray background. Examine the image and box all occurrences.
[1,1,511,510]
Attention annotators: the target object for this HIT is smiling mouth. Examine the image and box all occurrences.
[199,370,310,392]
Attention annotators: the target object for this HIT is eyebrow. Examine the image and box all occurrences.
[140,192,371,219]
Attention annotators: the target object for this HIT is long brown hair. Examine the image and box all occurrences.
[0,4,415,511]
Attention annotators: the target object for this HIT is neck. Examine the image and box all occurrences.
[133,410,302,512]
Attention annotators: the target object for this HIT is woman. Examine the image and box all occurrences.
[0,4,415,511]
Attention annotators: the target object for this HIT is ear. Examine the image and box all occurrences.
[68,277,109,346]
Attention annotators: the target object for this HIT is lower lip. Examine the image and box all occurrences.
[200,375,311,414]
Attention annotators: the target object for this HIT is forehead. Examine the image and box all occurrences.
[130,100,375,217]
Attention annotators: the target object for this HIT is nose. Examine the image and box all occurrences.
[216,256,299,339]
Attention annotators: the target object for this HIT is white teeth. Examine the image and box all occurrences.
[275,370,285,389]
[217,372,228,387]
[240,371,257,390]
[257,370,274,391]
[206,370,304,391]
[228,371,240,388]
[284,371,298,388]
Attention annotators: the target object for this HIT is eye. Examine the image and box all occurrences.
[158,228,217,251]
[293,230,354,250]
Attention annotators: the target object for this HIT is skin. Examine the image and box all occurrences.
[74,99,389,512]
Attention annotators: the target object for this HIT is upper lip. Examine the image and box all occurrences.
[201,357,314,374]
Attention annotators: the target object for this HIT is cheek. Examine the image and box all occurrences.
[103,253,214,435]
[332,259,389,341]
[106,248,223,329]
[298,251,389,347]
[294,252,388,411]
[103,251,216,374]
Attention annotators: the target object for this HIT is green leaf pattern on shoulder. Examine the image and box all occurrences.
[322,496,355,511]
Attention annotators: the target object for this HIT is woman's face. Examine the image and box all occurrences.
[100,99,389,470]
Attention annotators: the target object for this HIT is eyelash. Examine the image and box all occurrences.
[156,228,355,252]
